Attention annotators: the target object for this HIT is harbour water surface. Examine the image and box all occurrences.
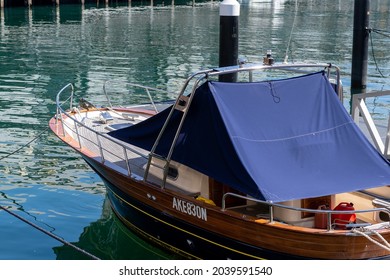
[0,0,390,259]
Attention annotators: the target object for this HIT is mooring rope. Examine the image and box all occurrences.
[368,29,386,78]
[0,127,100,260]
[371,28,390,38]
[351,227,390,252]
[0,127,49,161]
[0,204,101,260]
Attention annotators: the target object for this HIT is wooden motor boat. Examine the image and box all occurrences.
[49,61,390,259]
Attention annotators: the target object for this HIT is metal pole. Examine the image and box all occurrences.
[219,0,240,82]
[351,0,370,94]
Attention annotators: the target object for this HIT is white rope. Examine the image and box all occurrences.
[284,0,299,63]
[370,228,390,247]
[351,228,390,252]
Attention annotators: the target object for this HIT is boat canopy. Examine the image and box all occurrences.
[108,71,390,202]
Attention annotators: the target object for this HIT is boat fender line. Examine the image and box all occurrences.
[351,227,390,252]
[0,204,101,260]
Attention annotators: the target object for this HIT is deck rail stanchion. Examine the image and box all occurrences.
[60,113,66,137]
[327,212,333,230]
[145,88,158,113]
[269,205,274,224]
[96,134,105,164]
[57,109,66,137]
[74,120,82,150]
[103,81,113,108]
[123,146,131,176]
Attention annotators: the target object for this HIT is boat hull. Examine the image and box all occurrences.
[83,156,300,260]
[82,155,390,260]
[49,113,390,260]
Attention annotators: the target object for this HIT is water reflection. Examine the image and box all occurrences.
[53,197,180,260]
[0,0,389,259]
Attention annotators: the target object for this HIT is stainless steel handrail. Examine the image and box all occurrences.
[103,80,172,113]
[222,192,390,231]
[205,63,342,99]
[351,89,390,158]
[55,83,74,137]
[55,82,170,177]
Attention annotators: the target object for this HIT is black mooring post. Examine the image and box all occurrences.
[351,0,370,95]
[219,0,240,82]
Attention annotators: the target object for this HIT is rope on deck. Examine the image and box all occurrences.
[0,204,101,260]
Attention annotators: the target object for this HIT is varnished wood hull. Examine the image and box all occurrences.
[81,155,390,260]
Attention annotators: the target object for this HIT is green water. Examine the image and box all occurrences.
[0,0,389,260]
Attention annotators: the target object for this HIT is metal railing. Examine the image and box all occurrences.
[351,90,390,158]
[55,82,172,177]
[222,192,390,231]
[210,62,343,100]
[103,80,172,113]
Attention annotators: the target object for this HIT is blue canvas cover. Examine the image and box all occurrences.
[108,71,390,202]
